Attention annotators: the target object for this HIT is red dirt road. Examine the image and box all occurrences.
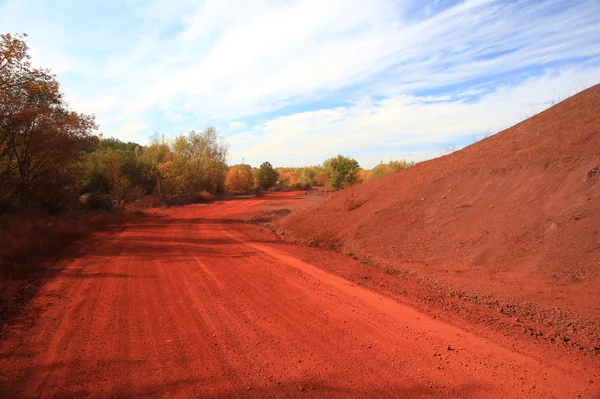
[1,195,598,398]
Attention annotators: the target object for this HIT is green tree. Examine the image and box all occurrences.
[255,161,278,190]
[136,128,228,196]
[179,128,228,194]
[323,155,360,190]
[81,137,154,202]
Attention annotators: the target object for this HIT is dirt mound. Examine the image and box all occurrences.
[281,85,600,331]
[250,208,292,223]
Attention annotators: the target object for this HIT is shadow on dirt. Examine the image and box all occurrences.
[0,358,486,399]
[0,212,279,338]
[199,380,485,399]
[0,221,132,339]
[81,240,260,260]
[59,271,157,279]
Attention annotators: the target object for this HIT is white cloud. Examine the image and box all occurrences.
[227,121,246,130]
[229,66,600,168]
[0,0,599,166]
[110,121,150,143]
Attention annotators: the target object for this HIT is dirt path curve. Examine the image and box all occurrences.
[0,197,597,398]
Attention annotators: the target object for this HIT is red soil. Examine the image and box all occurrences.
[0,194,598,398]
[1,86,599,398]
[281,85,600,352]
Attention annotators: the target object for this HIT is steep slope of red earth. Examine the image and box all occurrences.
[280,84,600,353]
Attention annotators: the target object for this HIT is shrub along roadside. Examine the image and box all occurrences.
[0,210,131,280]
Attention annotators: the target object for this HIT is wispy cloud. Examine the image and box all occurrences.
[228,66,600,166]
[0,0,599,166]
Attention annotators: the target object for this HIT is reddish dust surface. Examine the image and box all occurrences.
[282,85,600,352]
[0,193,598,398]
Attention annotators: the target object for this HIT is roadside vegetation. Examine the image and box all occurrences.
[273,159,414,192]
[83,129,229,204]
[0,33,414,278]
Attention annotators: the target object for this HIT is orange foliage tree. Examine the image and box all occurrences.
[225,165,253,194]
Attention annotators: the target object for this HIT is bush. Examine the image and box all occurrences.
[371,160,414,179]
[323,155,360,190]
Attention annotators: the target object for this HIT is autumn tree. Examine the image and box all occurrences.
[169,128,229,194]
[1,33,54,197]
[140,129,228,196]
[312,168,327,186]
[141,133,171,195]
[281,169,299,187]
[323,155,360,190]
[1,33,98,208]
[225,165,253,194]
[272,166,326,189]
[82,129,229,201]
[297,166,325,188]
[251,167,261,190]
[2,34,231,207]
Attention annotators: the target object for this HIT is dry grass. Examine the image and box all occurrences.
[0,210,128,279]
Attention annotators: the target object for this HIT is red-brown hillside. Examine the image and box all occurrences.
[281,84,600,318]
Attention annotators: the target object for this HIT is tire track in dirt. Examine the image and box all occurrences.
[27,241,130,395]
[208,226,520,396]
[0,196,598,398]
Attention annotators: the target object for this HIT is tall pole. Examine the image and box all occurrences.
[242,157,245,165]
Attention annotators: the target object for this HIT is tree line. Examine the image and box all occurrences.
[225,156,414,194]
[1,33,413,210]
[81,130,228,204]
[0,33,232,209]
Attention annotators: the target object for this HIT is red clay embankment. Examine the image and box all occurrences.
[280,84,600,351]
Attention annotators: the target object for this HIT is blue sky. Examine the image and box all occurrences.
[1,0,599,168]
